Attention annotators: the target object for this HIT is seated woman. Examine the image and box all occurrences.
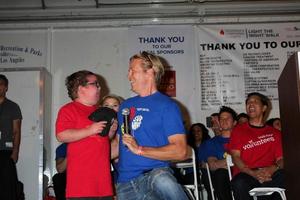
[173,123,211,196]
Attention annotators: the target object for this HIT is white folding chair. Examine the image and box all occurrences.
[226,155,286,200]
[225,155,235,200]
[225,154,233,180]
[174,148,199,200]
[205,163,216,200]
[249,187,286,200]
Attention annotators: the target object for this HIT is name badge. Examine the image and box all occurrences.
[5,142,13,148]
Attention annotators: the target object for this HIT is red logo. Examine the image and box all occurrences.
[130,107,136,121]
[220,29,225,35]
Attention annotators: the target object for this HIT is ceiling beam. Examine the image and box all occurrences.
[0,1,299,23]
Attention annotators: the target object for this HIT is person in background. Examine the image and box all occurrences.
[100,94,123,192]
[52,143,67,200]
[187,123,211,150]
[100,94,123,113]
[266,117,281,131]
[187,123,213,200]
[0,74,23,200]
[115,51,190,200]
[55,70,113,200]
[236,113,249,125]
[210,113,221,136]
[174,123,211,185]
[100,94,123,140]
[206,106,237,200]
[228,92,284,200]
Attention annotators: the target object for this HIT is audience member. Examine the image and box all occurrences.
[174,123,211,185]
[55,70,113,199]
[236,113,249,125]
[210,113,221,136]
[266,117,281,131]
[188,123,213,200]
[228,92,284,200]
[188,123,211,149]
[115,51,190,200]
[206,106,237,200]
[52,143,67,200]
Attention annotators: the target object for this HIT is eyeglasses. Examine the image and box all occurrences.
[84,81,101,89]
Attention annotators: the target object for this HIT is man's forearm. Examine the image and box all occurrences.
[57,128,91,143]
[232,154,256,177]
[12,131,21,154]
[138,144,190,161]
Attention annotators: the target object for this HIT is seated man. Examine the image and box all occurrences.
[206,106,237,200]
[52,143,67,200]
[228,92,284,200]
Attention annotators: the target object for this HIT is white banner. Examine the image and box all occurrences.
[128,25,197,126]
[197,23,300,117]
[0,30,48,69]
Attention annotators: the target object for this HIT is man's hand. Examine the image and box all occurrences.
[88,121,107,136]
[253,165,277,183]
[122,134,140,155]
[11,151,19,163]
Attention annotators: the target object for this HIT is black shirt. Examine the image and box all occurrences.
[0,98,22,150]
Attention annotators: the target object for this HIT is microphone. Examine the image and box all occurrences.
[122,108,131,135]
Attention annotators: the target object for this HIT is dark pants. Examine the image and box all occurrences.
[0,150,23,200]
[231,169,284,200]
[211,168,233,200]
[53,172,67,200]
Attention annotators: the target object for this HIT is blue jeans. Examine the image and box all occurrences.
[116,167,189,200]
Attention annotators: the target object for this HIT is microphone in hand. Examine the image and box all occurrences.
[122,108,131,135]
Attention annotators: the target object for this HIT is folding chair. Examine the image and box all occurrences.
[225,155,235,200]
[174,148,199,200]
[249,187,286,200]
[205,163,216,200]
[226,155,286,200]
[205,158,234,200]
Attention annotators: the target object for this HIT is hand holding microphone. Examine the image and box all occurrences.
[121,108,144,156]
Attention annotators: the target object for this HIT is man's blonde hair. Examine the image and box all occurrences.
[129,51,165,85]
